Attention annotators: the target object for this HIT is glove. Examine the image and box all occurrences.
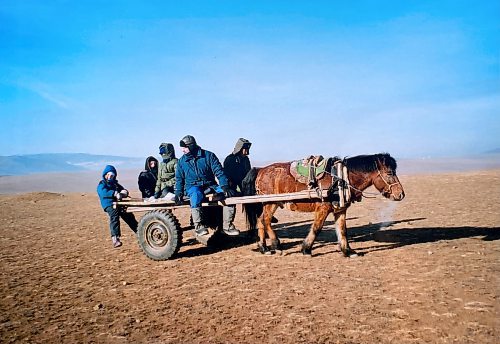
[221,185,237,198]
[154,191,161,199]
[114,191,122,201]
[120,189,129,198]
[174,194,183,206]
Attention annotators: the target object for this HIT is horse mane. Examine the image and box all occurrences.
[344,153,397,172]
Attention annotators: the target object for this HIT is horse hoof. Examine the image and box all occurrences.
[302,247,312,256]
[349,251,363,258]
[270,239,282,255]
[345,250,360,258]
[257,243,271,255]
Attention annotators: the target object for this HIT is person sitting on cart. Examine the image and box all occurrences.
[174,135,239,237]
[223,138,252,233]
[154,143,178,200]
[97,165,138,248]
[138,156,158,199]
[223,138,278,227]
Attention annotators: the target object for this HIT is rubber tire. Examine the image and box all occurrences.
[137,210,182,261]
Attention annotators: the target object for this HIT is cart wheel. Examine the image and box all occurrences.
[137,210,182,261]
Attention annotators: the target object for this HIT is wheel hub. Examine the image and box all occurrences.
[146,223,169,248]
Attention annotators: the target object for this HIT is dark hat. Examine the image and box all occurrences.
[180,135,197,148]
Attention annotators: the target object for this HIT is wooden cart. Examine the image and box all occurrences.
[115,189,329,261]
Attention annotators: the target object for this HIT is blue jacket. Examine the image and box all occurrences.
[97,165,124,210]
[175,148,229,195]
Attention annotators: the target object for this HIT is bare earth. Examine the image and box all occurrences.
[0,170,499,343]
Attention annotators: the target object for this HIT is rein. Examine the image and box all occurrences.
[325,167,379,199]
[348,183,379,199]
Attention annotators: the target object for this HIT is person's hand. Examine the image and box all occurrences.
[222,185,237,198]
[154,191,161,199]
[114,191,122,201]
[174,194,183,205]
[120,189,129,198]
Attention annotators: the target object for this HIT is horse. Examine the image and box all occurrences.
[241,153,405,256]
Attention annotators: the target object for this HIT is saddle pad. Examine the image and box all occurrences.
[295,156,328,178]
[290,156,329,184]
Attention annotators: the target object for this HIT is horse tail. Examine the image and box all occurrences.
[242,167,263,230]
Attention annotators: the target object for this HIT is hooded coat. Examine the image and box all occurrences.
[155,143,178,194]
[97,165,125,210]
[138,156,158,198]
[175,145,229,195]
[223,138,252,191]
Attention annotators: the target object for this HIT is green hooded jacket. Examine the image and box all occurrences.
[155,143,178,193]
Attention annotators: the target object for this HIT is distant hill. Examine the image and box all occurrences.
[0,153,143,176]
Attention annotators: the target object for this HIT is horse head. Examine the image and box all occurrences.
[372,154,405,201]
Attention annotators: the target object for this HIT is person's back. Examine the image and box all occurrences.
[138,156,158,199]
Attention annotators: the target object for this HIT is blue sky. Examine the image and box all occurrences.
[1,0,499,162]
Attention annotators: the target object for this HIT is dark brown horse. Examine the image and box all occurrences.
[242,153,405,256]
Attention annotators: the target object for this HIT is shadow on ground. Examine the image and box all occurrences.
[175,217,500,259]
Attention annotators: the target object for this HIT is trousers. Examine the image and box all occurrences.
[105,206,138,237]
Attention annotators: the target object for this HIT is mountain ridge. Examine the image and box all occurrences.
[0,153,143,176]
[2,151,500,177]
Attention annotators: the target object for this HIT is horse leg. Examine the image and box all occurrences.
[263,203,282,254]
[301,206,330,256]
[258,203,281,254]
[334,211,357,257]
[256,212,271,254]
[256,203,280,255]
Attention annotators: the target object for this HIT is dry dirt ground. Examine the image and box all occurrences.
[0,170,499,343]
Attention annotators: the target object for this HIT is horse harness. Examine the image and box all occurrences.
[335,161,402,199]
[290,156,352,208]
[375,164,402,195]
[327,159,352,208]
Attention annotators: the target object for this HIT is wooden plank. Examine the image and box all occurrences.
[116,189,330,210]
[116,193,225,207]
[221,189,329,205]
[117,199,175,207]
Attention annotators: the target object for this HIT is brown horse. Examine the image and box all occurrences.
[242,153,405,256]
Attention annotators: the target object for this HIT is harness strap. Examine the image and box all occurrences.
[327,160,352,208]
[376,168,402,194]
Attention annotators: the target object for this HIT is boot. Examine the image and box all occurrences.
[112,236,122,248]
[191,208,209,236]
[222,206,240,236]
